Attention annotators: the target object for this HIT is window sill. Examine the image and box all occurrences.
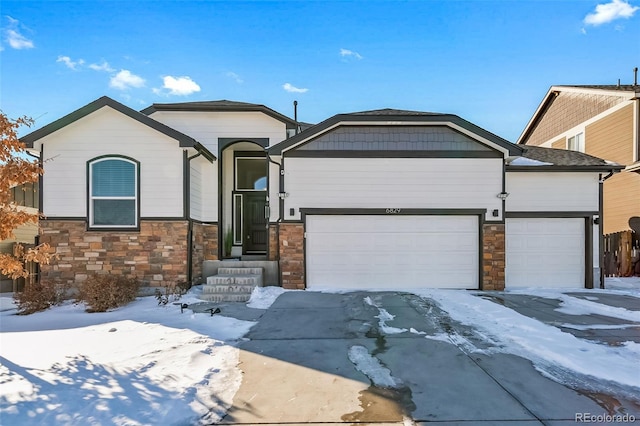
[87,225,140,232]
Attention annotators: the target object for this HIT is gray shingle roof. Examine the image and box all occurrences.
[144,99,262,109]
[559,84,639,92]
[514,145,624,169]
[347,108,448,116]
[141,100,297,128]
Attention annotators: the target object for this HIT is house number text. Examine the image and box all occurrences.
[385,208,402,214]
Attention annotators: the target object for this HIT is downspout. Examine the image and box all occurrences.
[268,154,283,286]
[26,150,41,213]
[34,146,44,216]
[185,151,202,286]
[27,149,42,284]
[599,170,615,289]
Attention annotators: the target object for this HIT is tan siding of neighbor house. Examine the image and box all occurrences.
[525,92,625,146]
[551,137,566,149]
[0,218,38,292]
[10,221,39,244]
[584,104,638,234]
[586,104,634,164]
[603,172,640,234]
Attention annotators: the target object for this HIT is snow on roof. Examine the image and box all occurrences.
[508,157,553,166]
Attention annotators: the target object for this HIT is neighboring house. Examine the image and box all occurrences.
[517,84,640,235]
[21,97,622,292]
[0,183,39,292]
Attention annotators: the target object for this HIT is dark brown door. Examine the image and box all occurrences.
[243,192,267,253]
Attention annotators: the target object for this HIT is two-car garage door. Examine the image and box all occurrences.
[305,215,479,289]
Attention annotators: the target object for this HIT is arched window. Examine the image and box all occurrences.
[88,156,139,228]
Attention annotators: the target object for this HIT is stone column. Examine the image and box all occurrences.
[482,223,505,290]
[278,223,305,289]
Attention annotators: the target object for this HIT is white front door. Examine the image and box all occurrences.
[305,215,479,289]
[506,218,585,288]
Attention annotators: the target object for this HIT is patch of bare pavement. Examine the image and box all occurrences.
[216,291,640,425]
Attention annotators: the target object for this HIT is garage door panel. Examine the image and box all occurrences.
[306,215,478,289]
[506,218,585,288]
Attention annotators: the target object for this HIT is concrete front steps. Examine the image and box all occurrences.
[200,267,263,302]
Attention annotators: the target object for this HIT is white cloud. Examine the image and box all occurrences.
[283,83,308,93]
[88,61,115,72]
[340,48,363,60]
[226,71,243,84]
[155,75,201,96]
[4,17,34,49]
[56,55,84,70]
[584,0,639,26]
[109,69,146,90]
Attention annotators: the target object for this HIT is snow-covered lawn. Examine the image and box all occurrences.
[1,280,638,424]
[0,287,286,425]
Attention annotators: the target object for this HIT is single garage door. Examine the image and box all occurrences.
[306,215,479,289]
[506,218,585,288]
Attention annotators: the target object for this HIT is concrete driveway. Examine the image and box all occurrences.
[218,291,640,425]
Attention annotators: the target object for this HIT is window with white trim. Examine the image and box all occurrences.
[567,132,584,153]
[89,157,138,228]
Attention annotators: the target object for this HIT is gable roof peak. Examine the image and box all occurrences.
[19,95,215,161]
[269,108,522,156]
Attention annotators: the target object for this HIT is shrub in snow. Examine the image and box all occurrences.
[77,274,139,312]
[154,281,189,306]
[14,281,67,315]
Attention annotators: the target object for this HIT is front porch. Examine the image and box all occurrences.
[200,259,279,302]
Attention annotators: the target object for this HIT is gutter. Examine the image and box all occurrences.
[185,151,203,287]
[267,154,283,287]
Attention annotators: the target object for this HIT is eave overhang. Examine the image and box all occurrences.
[142,101,298,129]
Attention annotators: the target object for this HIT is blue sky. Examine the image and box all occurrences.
[1,0,639,142]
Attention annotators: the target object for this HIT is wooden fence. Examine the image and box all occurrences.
[604,230,640,277]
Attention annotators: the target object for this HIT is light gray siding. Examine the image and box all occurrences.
[37,106,185,218]
[506,172,600,212]
[149,111,287,154]
[284,158,503,221]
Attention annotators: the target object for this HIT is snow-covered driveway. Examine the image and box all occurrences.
[1,286,639,425]
[225,289,640,424]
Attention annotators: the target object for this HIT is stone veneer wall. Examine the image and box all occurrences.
[191,222,218,284]
[39,220,189,288]
[482,223,505,290]
[278,223,304,289]
[268,224,278,261]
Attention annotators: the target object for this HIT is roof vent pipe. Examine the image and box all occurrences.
[634,67,638,86]
[293,100,299,135]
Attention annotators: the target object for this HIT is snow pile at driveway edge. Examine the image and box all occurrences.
[413,289,640,393]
